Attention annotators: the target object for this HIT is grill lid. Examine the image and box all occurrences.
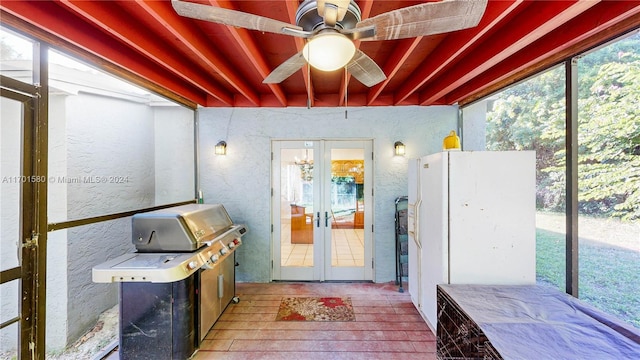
[132,203,237,252]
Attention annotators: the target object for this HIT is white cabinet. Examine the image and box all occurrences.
[408,151,536,331]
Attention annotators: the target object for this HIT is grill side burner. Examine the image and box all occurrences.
[92,204,247,360]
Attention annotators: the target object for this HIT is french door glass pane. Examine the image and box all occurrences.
[280,148,314,267]
[0,96,22,357]
[330,149,364,267]
[1,97,21,271]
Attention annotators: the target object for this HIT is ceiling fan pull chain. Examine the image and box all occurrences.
[344,67,348,119]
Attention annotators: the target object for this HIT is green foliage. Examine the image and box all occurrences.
[486,66,567,211]
[485,33,640,220]
[578,53,640,220]
[331,176,354,184]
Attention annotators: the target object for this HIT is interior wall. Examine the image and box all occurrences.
[198,105,458,283]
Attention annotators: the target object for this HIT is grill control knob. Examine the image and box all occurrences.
[210,254,219,263]
[220,248,229,255]
[187,261,197,270]
[228,242,235,249]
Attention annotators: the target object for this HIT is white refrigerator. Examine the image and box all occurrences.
[408,151,536,331]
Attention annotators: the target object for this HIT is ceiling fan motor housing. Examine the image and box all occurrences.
[296,0,361,32]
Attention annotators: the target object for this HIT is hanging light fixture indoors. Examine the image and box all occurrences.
[394,141,405,156]
[302,31,356,71]
[215,141,227,155]
[295,149,314,181]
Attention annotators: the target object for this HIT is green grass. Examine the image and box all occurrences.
[536,229,640,328]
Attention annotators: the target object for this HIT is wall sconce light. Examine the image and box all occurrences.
[394,141,405,156]
[214,141,227,155]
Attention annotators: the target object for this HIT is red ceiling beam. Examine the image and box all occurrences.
[208,0,288,106]
[358,0,374,25]
[449,1,640,106]
[394,0,526,105]
[57,0,235,106]
[0,1,210,105]
[130,0,261,106]
[418,0,601,106]
[366,36,422,105]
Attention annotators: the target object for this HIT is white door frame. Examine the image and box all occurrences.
[323,140,373,281]
[271,139,373,281]
[272,140,322,281]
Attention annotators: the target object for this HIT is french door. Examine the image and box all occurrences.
[1,76,43,358]
[272,140,373,281]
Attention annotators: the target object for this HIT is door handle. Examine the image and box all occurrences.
[316,212,320,227]
[325,211,329,227]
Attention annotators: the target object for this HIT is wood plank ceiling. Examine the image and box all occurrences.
[2,1,640,108]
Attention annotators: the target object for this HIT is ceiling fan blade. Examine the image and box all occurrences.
[263,51,307,84]
[172,0,303,35]
[346,50,386,87]
[317,0,351,25]
[356,0,488,41]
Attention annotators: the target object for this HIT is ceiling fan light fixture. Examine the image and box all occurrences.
[303,32,355,71]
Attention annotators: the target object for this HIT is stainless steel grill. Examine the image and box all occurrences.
[92,203,248,360]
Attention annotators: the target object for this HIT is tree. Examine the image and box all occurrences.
[485,33,640,220]
[578,53,640,220]
[486,66,566,211]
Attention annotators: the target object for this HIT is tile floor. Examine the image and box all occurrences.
[193,281,436,359]
[331,228,365,267]
[281,228,365,267]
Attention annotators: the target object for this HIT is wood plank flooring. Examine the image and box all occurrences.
[193,282,436,359]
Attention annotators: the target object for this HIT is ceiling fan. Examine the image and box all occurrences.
[172,0,488,87]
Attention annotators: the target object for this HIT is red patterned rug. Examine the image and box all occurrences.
[275,297,355,321]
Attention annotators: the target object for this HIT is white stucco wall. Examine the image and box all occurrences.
[65,94,156,218]
[61,93,155,342]
[198,105,458,283]
[46,93,69,349]
[461,100,489,151]
[154,107,195,204]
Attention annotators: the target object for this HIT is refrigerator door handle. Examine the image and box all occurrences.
[413,199,422,249]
